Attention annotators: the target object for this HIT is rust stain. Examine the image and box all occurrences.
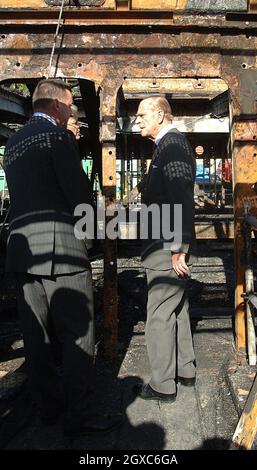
[233,145,257,184]
[233,122,257,142]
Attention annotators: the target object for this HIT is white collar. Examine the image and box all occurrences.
[33,112,57,126]
[155,123,174,146]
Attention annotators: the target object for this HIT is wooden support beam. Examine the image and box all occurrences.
[231,373,257,449]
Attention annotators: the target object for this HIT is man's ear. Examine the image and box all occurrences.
[54,99,60,111]
[158,109,165,124]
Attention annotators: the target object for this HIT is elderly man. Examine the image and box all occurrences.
[135,96,196,402]
[4,79,121,437]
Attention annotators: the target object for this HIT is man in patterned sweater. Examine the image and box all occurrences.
[134,96,196,402]
[4,79,121,437]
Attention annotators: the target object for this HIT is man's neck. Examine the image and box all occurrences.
[155,122,174,145]
[33,111,57,126]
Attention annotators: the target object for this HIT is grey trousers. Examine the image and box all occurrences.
[145,268,195,394]
[15,270,94,426]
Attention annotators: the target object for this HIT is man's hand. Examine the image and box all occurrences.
[172,252,190,277]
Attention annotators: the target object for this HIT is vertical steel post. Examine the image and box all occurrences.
[101,86,120,358]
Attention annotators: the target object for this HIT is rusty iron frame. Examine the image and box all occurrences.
[0,6,257,362]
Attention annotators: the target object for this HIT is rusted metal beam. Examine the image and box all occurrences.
[233,119,257,361]
[101,86,119,358]
[233,121,257,141]
[122,78,228,97]
[0,0,114,7]
[0,10,174,25]
[2,13,257,31]
[103,236,118,358]
[0,0,249,11]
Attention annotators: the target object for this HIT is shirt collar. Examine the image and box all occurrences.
[155,123,174,146]
[33,112,57,127]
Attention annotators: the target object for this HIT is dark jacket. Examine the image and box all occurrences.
[141,129,196,270]
[4,115,92,275]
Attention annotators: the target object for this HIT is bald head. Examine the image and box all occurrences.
[135,96,173,139]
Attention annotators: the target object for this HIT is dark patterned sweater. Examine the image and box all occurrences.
[142,128,195,261]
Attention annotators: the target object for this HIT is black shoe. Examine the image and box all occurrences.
[64,414,123,438]
[177,376,196,387]
[133,383,176,402]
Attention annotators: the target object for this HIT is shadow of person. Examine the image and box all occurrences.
[39,281,94,430]
[195,437,230,450]
[117,376,166,450]
[117,268,147,364]
[69,375,166,450]
[1,232,98,436]
[1,235,162,449]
